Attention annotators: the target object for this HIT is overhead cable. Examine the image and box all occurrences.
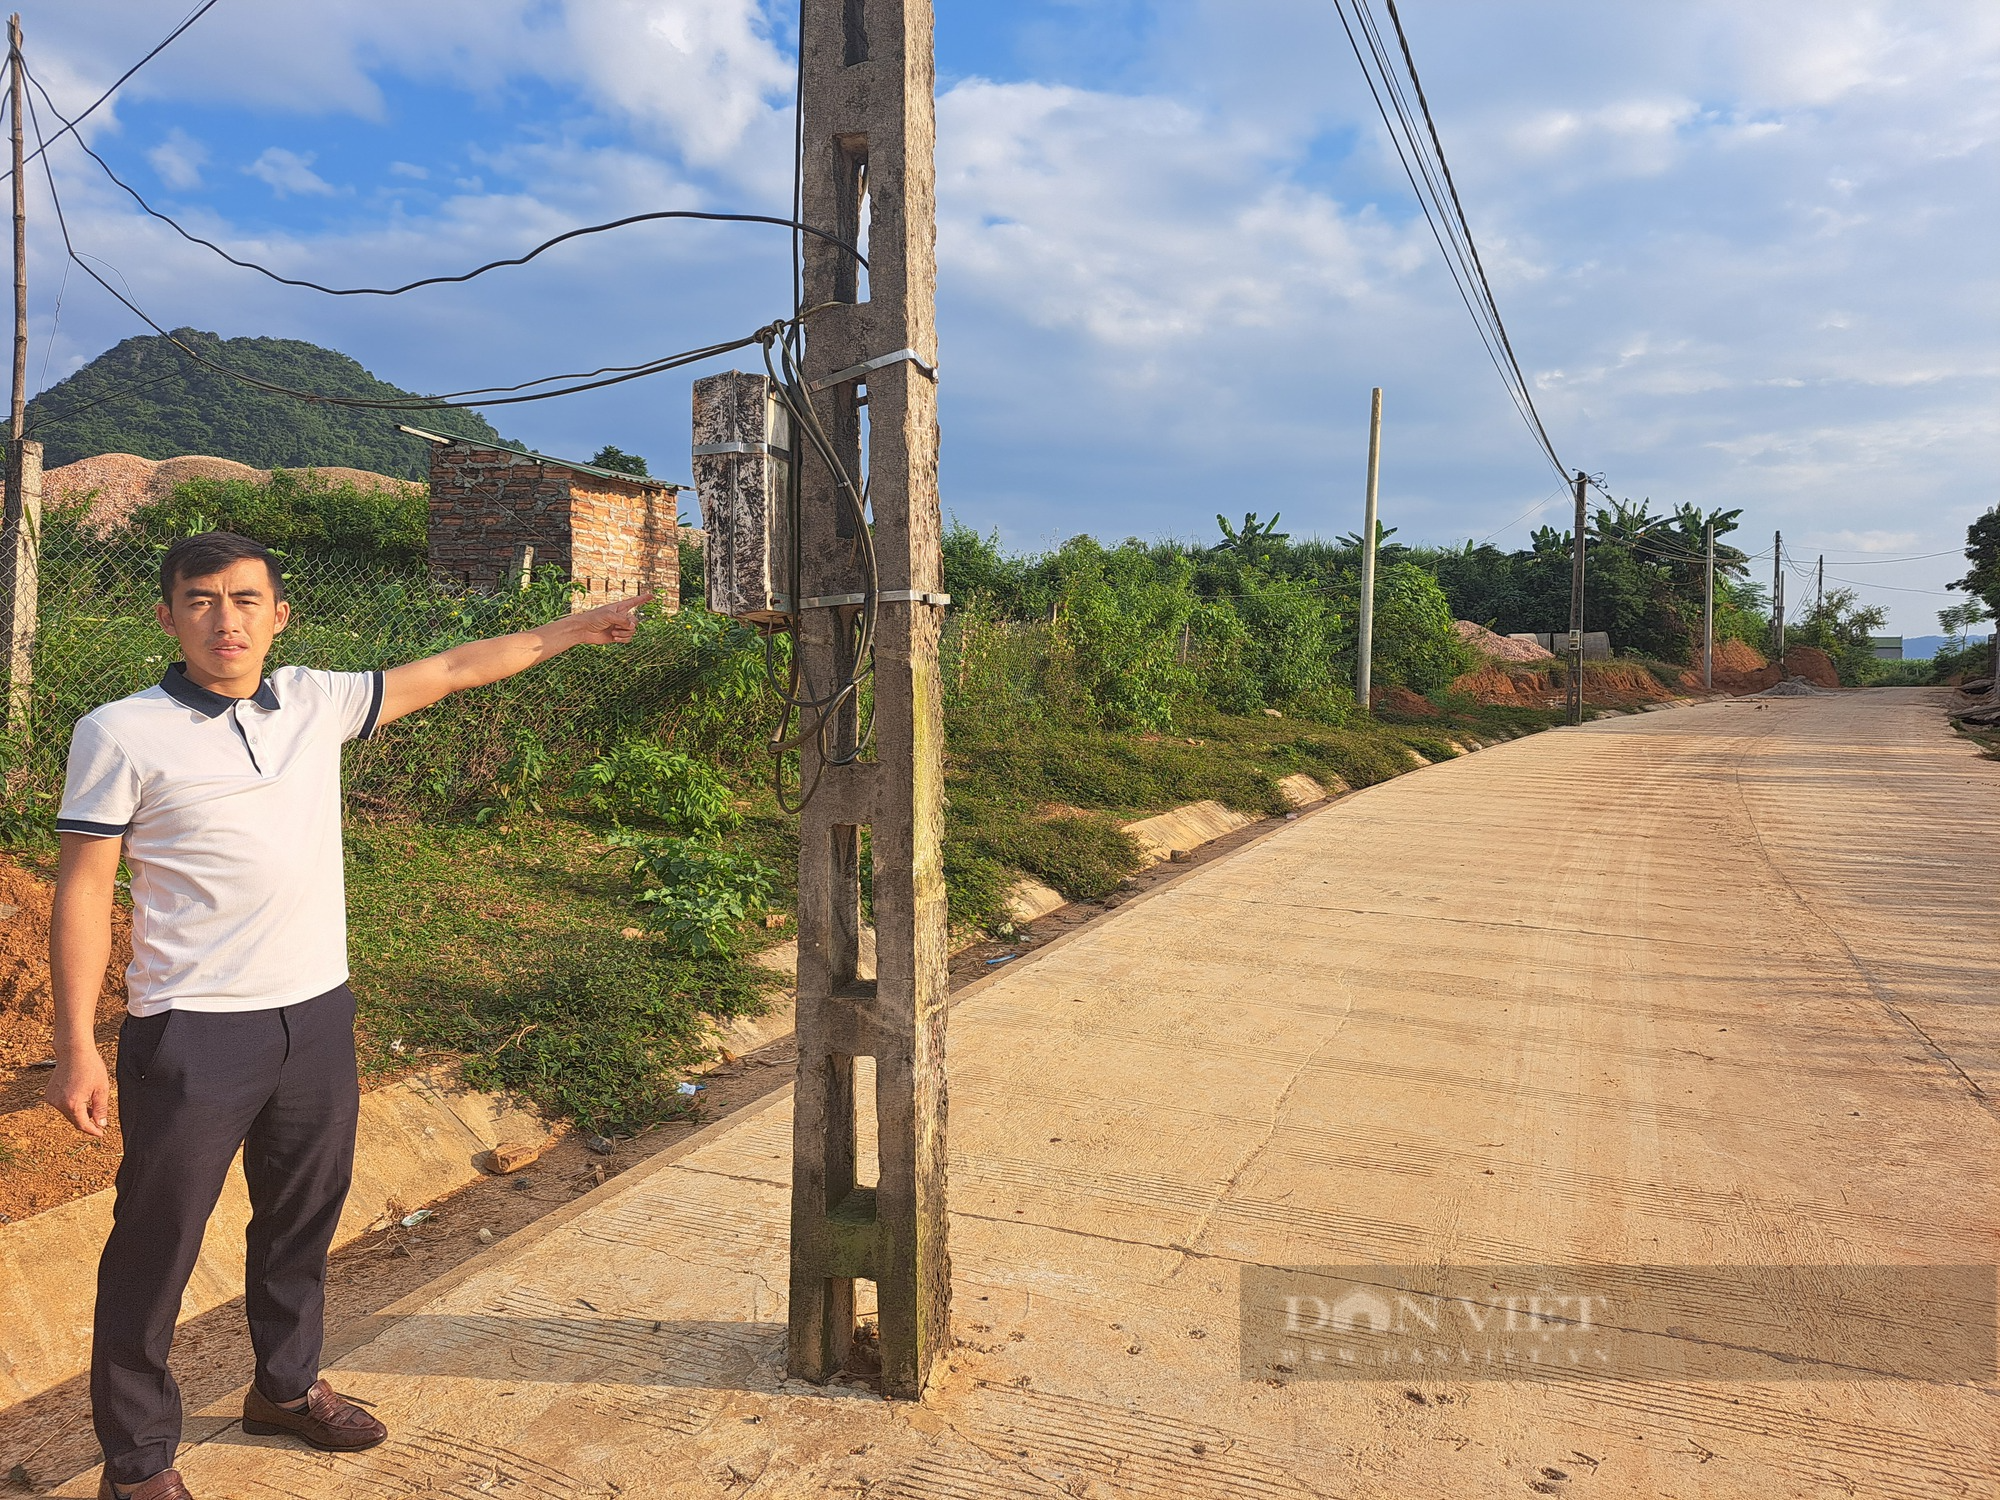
[25,64,865,297]
[22,84,779,420]
[1,0,223,186]
[1330,0,1568,484]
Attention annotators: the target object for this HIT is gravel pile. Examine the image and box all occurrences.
[1454,620,1554,662]
[1759,677,1833,697]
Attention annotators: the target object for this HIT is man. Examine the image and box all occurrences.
[42,531,651,1500]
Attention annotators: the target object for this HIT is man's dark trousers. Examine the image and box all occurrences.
[92,985,360,1485]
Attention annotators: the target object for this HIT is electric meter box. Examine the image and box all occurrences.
[691,371,794,626]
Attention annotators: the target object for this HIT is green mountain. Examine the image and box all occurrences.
[25,329,515,479]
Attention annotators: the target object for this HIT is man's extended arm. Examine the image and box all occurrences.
[44,832,124,1137]
[379,591,652,729]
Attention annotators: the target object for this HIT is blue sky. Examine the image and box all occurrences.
[18,0,2000,632]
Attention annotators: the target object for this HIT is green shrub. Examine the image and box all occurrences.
[610,831,777,956]
[1045,538,1197,732]
[130,468,429,569]
[1373,562,1477,693]
[581,740,740,833]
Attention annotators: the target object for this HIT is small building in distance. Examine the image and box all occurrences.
[1869,636,1904,661]
[408,426,681,610]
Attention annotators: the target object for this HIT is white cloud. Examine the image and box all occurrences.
[245,148,338,198]
[388,161,428,180]
[34,0,794,187]
[146,127,207,189]
[937,80,1398,350]
[1821,531,1921,554]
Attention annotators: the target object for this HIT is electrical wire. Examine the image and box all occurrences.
[25,365,191,432]
[24,78,781,419]
[25,65,866,297]
[1331,0,1569,486]
[1475,483,1568,545]
[1331,0,1566,485]
[745,29,889,815]
[1798,547,1962,566]
[757,322,883,812]
[2,0,223,186]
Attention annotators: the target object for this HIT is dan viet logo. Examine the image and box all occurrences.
[1239,1264,1999,1383]
[1272,1279,1612,1375]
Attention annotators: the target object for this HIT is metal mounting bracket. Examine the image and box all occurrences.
[693,441,792,459]
[797,590,951,610]
[809,348,938,393]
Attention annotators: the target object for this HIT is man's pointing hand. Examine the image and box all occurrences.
[570,590,655,645]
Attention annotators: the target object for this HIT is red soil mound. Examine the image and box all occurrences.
[1450,666,1557,707]
[1680,640,1839,695]
[1370,684,1439,717]
[0,856,135,1221]
[44,453,416,533]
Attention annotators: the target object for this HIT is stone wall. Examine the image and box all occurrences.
[426,443,679,611]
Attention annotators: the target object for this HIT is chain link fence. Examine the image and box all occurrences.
[0,502,776,843]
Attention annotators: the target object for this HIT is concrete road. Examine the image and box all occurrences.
[68,690,2000,1498]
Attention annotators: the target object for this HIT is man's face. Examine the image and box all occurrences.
[156,558,290,685]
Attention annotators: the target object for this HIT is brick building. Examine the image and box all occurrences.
[410,427,681,611]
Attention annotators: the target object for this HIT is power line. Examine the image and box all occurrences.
[1821,573,1968,597]
[25,63,865,297]
[22,81,782,417]
[1329,0,1568,485]
[1379,0,1565,475]
[1797,547,1962,566]
[1,0,223,186]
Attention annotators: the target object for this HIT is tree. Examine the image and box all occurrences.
[1952,505,2000,616]
[1939,599,1991,654]
[590,445,651,477]
[1791,586,1888,684]
[1212,511,1290,561]
[24,330,514,476]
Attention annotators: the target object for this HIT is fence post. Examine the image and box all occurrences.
[2,435,39,734]
[514,542,535,591]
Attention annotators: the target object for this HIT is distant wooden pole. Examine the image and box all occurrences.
[1703,522,1714,691]
[1772,530,1785,671]
[7,14,26,501]
[1567,470,1587,724]
[3,16,35,735]
[1356,388,1382,712]
[2,437,37,729]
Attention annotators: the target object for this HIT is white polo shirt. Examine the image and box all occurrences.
[57,663,384,1016]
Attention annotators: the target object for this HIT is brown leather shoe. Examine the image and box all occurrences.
[96,1471,193,1500]
[242,1377,389,1451]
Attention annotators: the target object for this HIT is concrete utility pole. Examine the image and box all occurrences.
[1566,470,1587,725]
[1355,387,1382,713]
[1703,522,1714,691]
[1772,530,1785,671]
[2,14,38,733]
[790,0,949,1400]
[1816,553,1824,620]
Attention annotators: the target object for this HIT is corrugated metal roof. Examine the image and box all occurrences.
[397,424,682,491]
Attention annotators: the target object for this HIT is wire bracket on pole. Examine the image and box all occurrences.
[808,347,937,392]
[693,440,793,459]
[798,590,949,609]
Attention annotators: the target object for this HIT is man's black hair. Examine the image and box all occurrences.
[160,531,287,604]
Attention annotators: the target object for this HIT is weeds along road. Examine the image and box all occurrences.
[95,688,2000,1500]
